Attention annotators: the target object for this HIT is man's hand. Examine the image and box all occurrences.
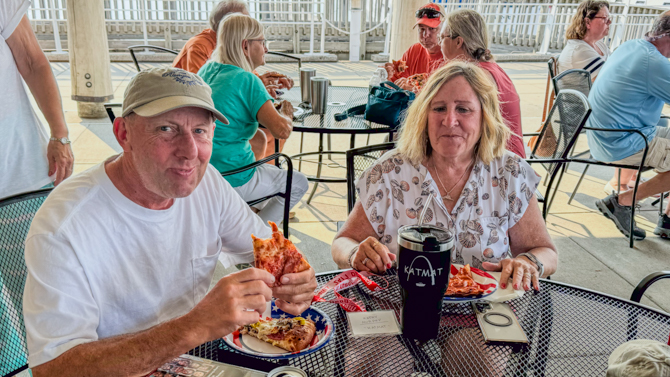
[272,267,318,316]
[188,268,274,342]
[394,77,415,92]
[383,63,395,79]
[47,140,74,186]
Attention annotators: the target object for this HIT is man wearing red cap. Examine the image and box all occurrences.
[384,3,444,85]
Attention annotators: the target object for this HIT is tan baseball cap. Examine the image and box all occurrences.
[607,339,670,377]
[122,67,229,124]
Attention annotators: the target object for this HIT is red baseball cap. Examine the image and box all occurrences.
[414,3,443,29]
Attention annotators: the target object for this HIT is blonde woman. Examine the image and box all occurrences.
[439,9,525,158]
[198,13,308,224]
[332,61,557,292]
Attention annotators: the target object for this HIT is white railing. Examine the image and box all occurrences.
[27,0,391,55]
[26,0,668,56]
[438,0,666,52]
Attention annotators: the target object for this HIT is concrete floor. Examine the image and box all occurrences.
[37,59,670,314]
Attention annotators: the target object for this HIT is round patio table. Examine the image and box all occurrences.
[279,86,395,204]
[190,269,670,376]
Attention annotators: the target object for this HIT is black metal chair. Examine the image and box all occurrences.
[526,89,592,219]
[0,188,52,377]
[345,142,395,214]
[128,45,179,72]
[552,68,592,97]
[631,271,670,303]
[103,104,293,236]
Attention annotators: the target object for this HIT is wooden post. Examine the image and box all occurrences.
[66,0,113,118]
[389,0,424,60]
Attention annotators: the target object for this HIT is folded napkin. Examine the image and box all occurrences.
[481,271,525,303]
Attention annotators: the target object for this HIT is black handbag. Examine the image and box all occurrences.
[334,81,415,128]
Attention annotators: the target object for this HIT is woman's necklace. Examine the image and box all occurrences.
[432,158,474,201]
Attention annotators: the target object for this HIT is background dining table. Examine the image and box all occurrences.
[190,268,670,376]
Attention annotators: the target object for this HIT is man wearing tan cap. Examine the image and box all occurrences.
[22,67,317,376]
[383,3,445,85]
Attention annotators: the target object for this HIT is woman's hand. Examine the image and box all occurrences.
[278,100,294,118]
[351,237,396,274]
[482,257,540,291]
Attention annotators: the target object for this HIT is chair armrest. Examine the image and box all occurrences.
[630,271,670,303]
[523,132,541,137]
[221,153,292,177]
[581,126,650,160]
[266,51,302,69]
[525,158,567,165]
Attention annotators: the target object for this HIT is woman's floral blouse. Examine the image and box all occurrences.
[355,149,541,269]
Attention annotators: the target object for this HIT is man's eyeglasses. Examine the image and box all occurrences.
[248,39,268,48]
[592,16,612,25]
[416,8,443,19]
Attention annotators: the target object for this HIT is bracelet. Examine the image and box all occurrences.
[518,252,544,278]
[347,245,360,269]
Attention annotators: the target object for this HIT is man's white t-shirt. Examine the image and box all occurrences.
[0,0,51,199]
[557,39,611,80]
[23,161,272,367]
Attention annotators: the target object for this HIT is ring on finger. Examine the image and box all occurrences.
[362,257,370,265]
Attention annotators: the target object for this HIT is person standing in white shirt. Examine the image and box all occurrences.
[0,0,74,199]
[23,68,317,375]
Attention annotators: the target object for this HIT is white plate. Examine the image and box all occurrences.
[223,301,334,359]
[443,264,499,303]
[293,107,305,118]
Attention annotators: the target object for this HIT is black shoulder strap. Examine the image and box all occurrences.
[334,104,366,122]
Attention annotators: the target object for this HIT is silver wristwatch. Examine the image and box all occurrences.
[518,252,544,278]
[49,136,71,145]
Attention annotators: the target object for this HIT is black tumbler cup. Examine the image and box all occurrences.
[397,225,453,341]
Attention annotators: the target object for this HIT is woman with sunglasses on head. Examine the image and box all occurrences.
[198,13,308,225]
[438,9,525,158]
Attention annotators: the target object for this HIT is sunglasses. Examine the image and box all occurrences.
[416,8,443,19]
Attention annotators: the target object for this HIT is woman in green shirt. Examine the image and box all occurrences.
[198,13,307,224]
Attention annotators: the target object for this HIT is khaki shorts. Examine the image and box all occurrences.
[612,124,670,173]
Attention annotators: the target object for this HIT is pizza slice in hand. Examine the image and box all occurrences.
[392,59,407,73]
[251,221,311,286]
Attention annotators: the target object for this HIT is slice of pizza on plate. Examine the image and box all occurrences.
[251,221,311,285]
[446,264,485,296]
[239,317,317,352]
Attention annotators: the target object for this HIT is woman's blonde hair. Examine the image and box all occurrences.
[211,13,263,72]
[397,61,510,166]
[442,9,492,62]
[565,0,609,40]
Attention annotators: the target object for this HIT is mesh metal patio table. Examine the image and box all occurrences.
[279,86,395,204]
[190,269,670,376]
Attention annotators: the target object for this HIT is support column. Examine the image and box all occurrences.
[349,0,362,62]
[66,0,114,118]
[389,0,424,60]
